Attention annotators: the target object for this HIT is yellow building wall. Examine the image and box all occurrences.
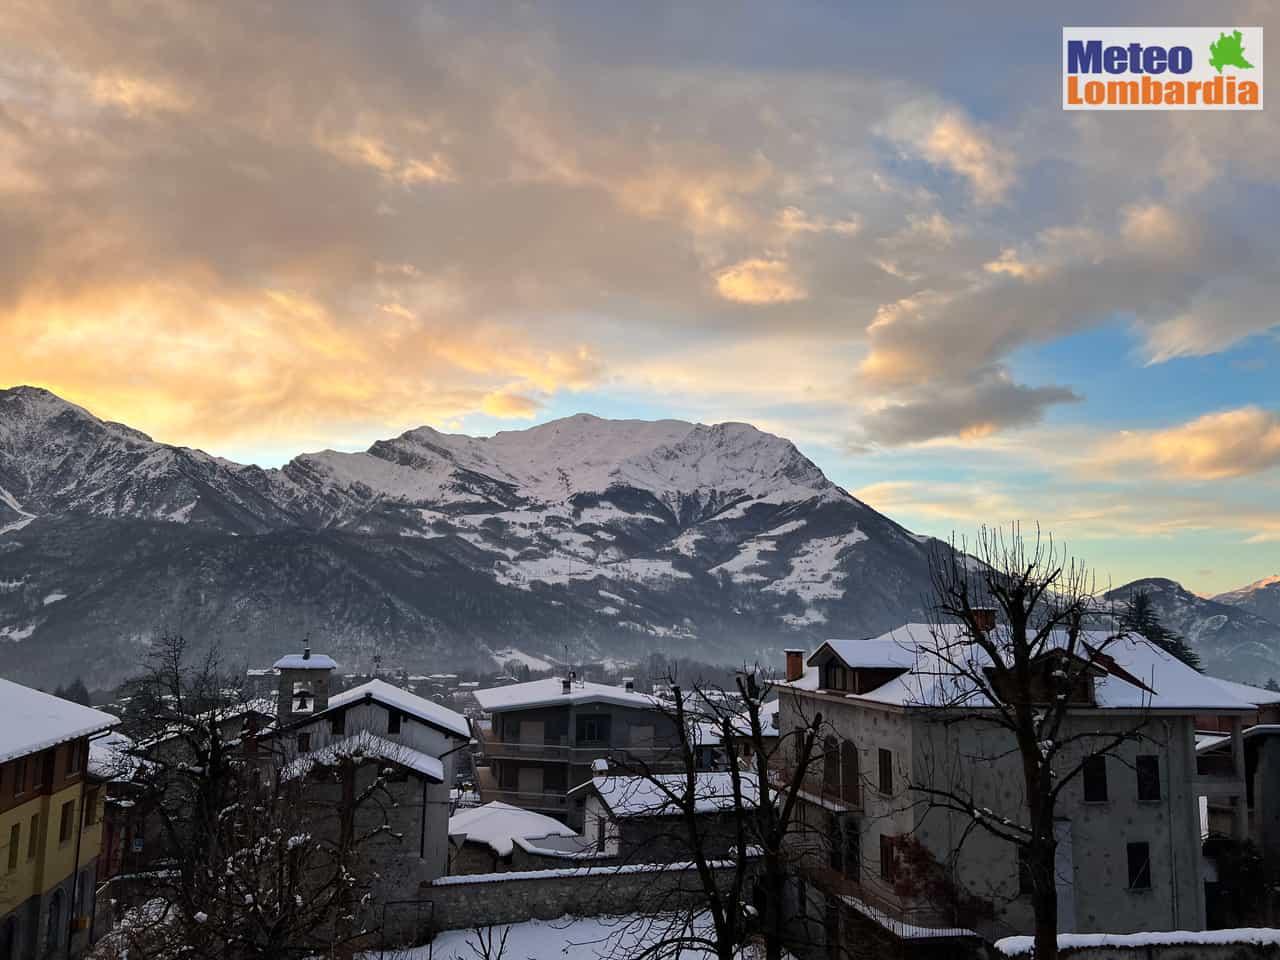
[0,783,103,916]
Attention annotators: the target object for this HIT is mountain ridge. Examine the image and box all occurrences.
[2,385,1277,687]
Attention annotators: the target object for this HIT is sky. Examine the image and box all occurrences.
[0,1,1277,596]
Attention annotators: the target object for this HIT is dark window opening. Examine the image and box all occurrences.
[879,834,897,883]
[841,740,860,806]
[822,737,839,797]
[388,710,402,735]
[330,713,345,737]
[296,732,311,754]
[843,823,861,881]
[878,749,893,795]
[1082,754,1108,802]
[1017,845,1034,895]
[576,715,609,743]
[1136,755,1160,802]
[58,801,74,844]
[1127,841,1151,889]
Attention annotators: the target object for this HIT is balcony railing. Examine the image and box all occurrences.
[480,788,572,811]
[477,728,678,763]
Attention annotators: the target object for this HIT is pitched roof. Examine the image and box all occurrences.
[0,678,119,764]
[474,677,658,713]
[1204,675,1280,707]
[788,624,1256,713]
[282,730,444,783]
[329,678,470,739]
[571,771,759,818]
[448,801,579,856]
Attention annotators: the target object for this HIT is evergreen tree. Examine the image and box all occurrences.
[52,676,92,705]
[1120,590,1202,671]
[1266,678,1280,693]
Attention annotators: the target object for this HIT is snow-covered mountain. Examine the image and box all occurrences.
[1214,575,1280,625]
[1105,577,1280,680]
[0,386,941,688]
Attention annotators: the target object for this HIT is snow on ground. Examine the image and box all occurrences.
[0,622,36,642]
[710,538,777,584]
[381,912,779,960]
[491,648,556,672]
[996,929,1280,956]
[781,608,827,626]
[669,528,704,556]
[42,592,67,605]
[496,556,690,590]
[763,529,868,602]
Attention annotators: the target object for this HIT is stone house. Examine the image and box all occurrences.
[776,625,1256,952]
[572,770,758,862]
[265,655,471,922]
[473,676,684,826]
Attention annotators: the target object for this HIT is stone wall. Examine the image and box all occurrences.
[423,860,744,934]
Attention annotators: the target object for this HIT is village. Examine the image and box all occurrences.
[4,556,1280,960]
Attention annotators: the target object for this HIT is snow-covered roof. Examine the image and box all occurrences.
[474,677,659,713]
[328,678,470,739]
[1204,675,1280,707]
[787,624,1257,713]
[88,730,141,780]
[448,801,579,857]
[283,731,443,783]
[273,652,338,670]
[0,678,118,764]
[572,771,759,818]
[810,638,917,670]
[693,701,780,745]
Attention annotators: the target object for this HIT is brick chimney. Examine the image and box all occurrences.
[784,649,805,683]
[972,607,997,633]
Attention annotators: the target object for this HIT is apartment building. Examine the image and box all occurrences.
[473,676,682,825]
[777,625,1255,951]
[0,679,118,960]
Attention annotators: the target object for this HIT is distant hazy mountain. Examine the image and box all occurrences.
[1213,575,1280,626]
[1105,577,1280,681]
[0,386,944,688]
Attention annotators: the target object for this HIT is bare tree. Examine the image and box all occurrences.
[596,667,828,960]
[100,634,408,959]
[911,525,1147,960]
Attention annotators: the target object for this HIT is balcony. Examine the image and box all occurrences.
[476,727,678,764]
[480,788,573,812]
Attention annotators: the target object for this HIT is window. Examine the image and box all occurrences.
[27,814,38,860]
[1017,845,1034,895]
[1136,755,1160,802]
[13,758,26,795]
[1127,841,1151,889]
[296,732,311,754]
[84,789,99,827]
[7,823,18,871]
[793,725,806,765]
[330,713,345,737]
[39,751,54,788]
[387,710,402,735]
[58,801,74,844]
[878,749,893,795]
[879,834,897,883]
[841,741,860,805]
[1082,755,1108,802]
[843,823,861,881]
[822,737,839,796]
[823,664,847,691]
[577,715,609,743]
[66,741,81,775]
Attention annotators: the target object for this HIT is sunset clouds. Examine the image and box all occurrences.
[1,0,1277,591]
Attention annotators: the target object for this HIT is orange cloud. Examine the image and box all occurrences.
[714,258,806,305]
[1094,407,1280,481]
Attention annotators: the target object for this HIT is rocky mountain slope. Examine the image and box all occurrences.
[1105,577,1280,681]
[0,386,941,688]
[1213,575,1280,626]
